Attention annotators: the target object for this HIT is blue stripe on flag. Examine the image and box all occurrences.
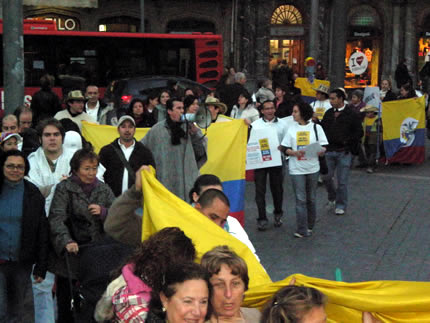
[383,128,426,158]
[222,179,245,213]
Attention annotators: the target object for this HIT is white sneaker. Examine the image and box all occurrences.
[335,208,345,215]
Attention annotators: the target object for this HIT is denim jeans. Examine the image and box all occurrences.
[0,262,33,323]
[290,172,319,235]
[254,166,284,221]
[323,151,353,210]
[32,271,55,323]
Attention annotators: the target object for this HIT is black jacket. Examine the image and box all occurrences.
[321,105,363,154]
[217,83,247,116]
[20,180,49,279]
[99,139,156,196]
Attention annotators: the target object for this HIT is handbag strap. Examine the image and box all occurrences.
[111,143,136,181]
[313,123,319,141]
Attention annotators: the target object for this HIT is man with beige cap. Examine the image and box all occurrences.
[205,96,231,123]
[54,90,97,130]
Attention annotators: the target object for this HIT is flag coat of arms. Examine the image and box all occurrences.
[382,96,426,164]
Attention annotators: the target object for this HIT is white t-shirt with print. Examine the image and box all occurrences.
[281,121,328,175]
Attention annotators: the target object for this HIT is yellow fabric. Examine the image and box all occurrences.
[199,120,248,182]
[294,77,331,98]
[243,274,430,322]
[140,167,272,288]
[81,122,150,153]
[81,120,247,182]
[382,96,426,141]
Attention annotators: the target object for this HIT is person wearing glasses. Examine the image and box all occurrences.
[0,150,49,322]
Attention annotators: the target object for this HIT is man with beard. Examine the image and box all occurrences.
[99,115,155,197]
[141,98,207,200]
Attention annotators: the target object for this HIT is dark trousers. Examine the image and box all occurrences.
[254,166,284,221]
[56,275,78,323]
[0,262,33,323]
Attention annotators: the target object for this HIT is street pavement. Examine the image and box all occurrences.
[243,141,430,283]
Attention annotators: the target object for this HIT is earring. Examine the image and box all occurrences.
[162,306,166,312]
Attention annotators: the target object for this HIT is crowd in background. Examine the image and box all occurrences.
[0,56,428,322]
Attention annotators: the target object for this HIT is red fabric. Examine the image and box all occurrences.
[386,146,425,164]
[245,169,255,182]
[230,210,244,227]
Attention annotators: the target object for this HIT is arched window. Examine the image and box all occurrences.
[348,5,381,29]
[271,5,303,25]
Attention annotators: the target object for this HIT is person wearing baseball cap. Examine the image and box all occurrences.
[54,90,98,130]
[99,115,155,197]
[0,132,22,152]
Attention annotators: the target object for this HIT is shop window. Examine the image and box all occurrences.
[271,5,303,25]
[345,5,381,88]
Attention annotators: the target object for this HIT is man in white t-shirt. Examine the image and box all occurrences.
[251,100,289,231]
[84,85,113,124]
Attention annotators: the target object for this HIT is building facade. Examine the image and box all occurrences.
[22,0,430,90]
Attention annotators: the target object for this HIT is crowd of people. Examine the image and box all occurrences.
[0,61,427,322]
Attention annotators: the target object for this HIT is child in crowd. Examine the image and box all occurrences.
[360,105,382,173]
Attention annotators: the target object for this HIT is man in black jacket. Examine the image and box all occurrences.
[321,89,363,216]
[99,115,155,196]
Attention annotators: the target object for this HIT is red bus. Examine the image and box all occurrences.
[0,19,223,109]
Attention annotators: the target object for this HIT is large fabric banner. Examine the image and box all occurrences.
[243,274,430,322]
[140,167,271,289]
[81,120,248,224]
[382,96,426,164]
[295,77,331,103]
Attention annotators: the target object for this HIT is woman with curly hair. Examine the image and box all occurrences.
[94,227,196,322]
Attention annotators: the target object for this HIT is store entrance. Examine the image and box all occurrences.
[345,38,380,88]
[269,39,304,76]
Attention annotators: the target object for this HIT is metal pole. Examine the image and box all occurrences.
[140,0,145,32]
[2,0,24,114]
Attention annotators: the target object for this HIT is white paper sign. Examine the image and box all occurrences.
[246,128,282,170]
[348,52,368,75]
[363,86,381,109]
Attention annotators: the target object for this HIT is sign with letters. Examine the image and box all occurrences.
[246,128,282,170]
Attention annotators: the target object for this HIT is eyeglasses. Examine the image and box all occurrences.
[4,164,25,171]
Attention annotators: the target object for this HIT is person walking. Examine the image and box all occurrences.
[282,102,328,238]
[321,89,363,216]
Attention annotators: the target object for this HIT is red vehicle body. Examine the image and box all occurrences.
[0,19,223,110]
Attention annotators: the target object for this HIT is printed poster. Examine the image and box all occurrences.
[296,131,310,161]
[246,128,282,170]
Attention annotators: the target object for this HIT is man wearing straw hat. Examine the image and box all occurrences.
[54,90,97,130]
[205,96,231,123]
[310,84,331,121]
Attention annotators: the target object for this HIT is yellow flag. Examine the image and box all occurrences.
[140,168,272,289]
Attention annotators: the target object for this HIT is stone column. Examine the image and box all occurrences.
[240,0,255,76]
[404,1,417,83]
[328,0,348,88]
[309,0,319,60]
[390,3,401,86]
[255,3,270,79]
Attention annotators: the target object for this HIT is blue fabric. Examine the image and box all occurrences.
[0,180,24,261]
[32,271,56,323]
[383,128,426,158]
[222,180,245,213]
